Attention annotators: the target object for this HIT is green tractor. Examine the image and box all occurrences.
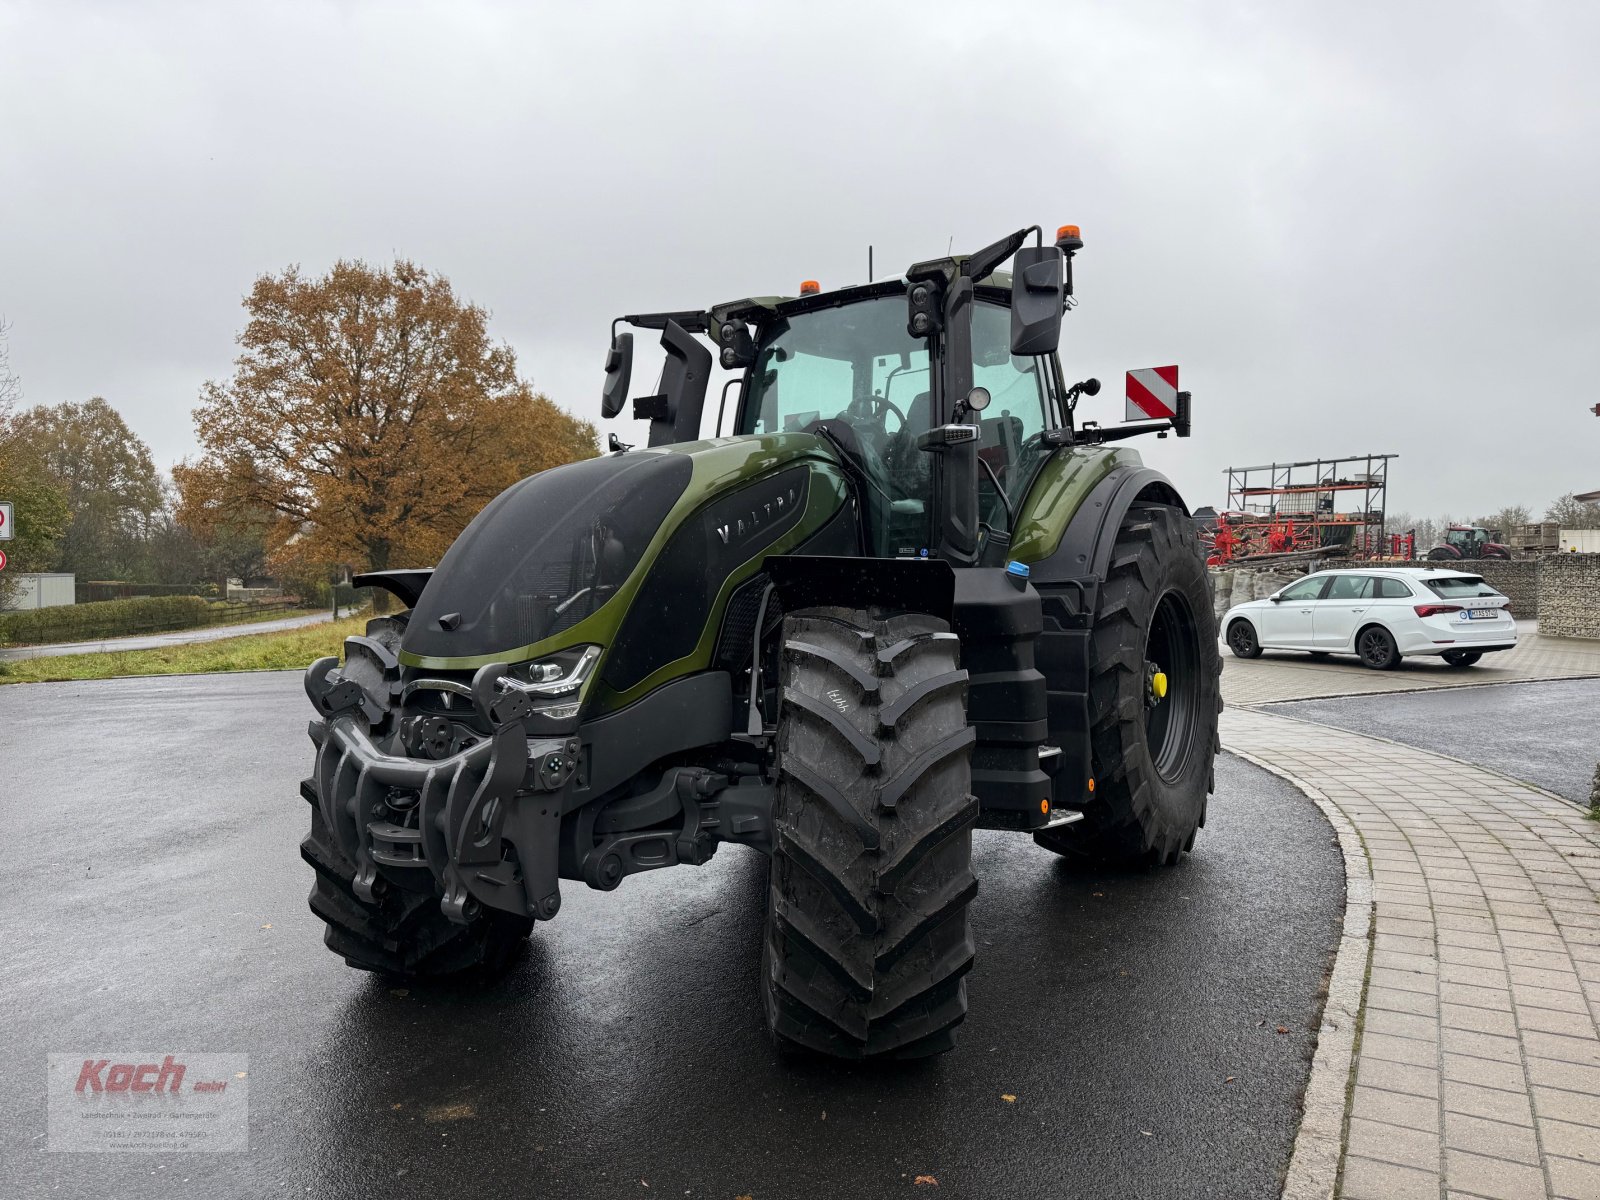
[300,224,1222,1059]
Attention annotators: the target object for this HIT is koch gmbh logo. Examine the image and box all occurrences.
[48,1052,248,1152]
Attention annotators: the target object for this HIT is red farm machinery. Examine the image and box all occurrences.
[1205,454,1397,567]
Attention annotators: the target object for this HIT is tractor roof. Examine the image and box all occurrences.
[708,269,1015,340]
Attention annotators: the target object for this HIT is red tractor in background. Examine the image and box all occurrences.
[1426,525,1512,561]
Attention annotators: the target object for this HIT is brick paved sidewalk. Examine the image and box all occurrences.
[1222,708,1600,1200]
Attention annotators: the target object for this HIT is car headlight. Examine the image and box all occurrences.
[499,645,602,719]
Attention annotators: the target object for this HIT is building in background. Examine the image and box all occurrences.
[1,572,77,610]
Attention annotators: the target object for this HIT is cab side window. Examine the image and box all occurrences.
[970,302,1051,524]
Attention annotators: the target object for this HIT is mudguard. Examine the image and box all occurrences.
[1027,461,1188,587]
[352,569,434,609]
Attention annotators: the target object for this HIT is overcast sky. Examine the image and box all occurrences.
[3,0,1597,519]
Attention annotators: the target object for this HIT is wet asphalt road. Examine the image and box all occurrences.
[0,673,1343,1200]
[1269,676,1600,806]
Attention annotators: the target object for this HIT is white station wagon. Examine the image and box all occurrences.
[1222,567,1518,670]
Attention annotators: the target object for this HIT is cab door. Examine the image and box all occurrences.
[1256,575,1329,648]
[1313,574,1375,649]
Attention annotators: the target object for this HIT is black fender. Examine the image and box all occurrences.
[353,568,434,609]
[1030,465,1189,588]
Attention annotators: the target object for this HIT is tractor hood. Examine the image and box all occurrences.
[399,432,846,672]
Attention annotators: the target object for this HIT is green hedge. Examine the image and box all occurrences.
[77,581,216,603]
[0,595,213,646]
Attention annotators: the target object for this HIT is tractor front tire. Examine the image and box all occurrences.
[762,607,978,1059]
[300,787,532,979]
[1036,503,1221,867]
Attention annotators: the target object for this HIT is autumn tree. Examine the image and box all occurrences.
[170,467,273,594]
[0,322,71,605]
[9,396,164,581]
[176,260,597,585]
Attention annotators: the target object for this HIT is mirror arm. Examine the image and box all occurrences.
[964,227,1033,282]
[1074,419,1175,445]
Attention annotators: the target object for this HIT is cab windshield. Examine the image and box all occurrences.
[739,295,1050,554]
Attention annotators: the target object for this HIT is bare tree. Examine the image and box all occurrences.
[1479,504,1531,540]
[0,318,21,420]
[1545,493,1600,530]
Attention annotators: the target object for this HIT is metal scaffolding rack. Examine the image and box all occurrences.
[1221,453,1396,561]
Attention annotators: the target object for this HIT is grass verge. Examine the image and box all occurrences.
[0,614,368,685]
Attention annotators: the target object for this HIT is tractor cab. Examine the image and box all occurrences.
[731,285,1057,560]
[1429,524,1511,561]
[600,225,1188,572]
[1444,526,1491,551]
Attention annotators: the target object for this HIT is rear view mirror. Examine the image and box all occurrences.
[601,329,634,419]
[1010,245,1064,356]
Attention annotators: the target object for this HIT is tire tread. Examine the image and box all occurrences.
[764,608,977,1059]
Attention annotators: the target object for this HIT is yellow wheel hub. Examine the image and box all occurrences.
[1150,671,1168,701]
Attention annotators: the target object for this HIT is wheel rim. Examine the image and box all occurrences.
[1359,628,1389,665]
[1145,590,1201,783]
[1228,622,1253,656]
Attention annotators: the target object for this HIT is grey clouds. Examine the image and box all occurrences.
[2,0,1596,514]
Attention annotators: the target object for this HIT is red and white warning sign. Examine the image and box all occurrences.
[1126,366,1179,421]
[0,500,12,540]
[0,548,8,572]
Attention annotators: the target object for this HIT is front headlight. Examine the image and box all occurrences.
[500,645,602,719]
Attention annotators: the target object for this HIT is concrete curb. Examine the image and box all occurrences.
[1223,739,1373,1200]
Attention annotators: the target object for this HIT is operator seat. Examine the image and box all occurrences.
[885,391,933,500]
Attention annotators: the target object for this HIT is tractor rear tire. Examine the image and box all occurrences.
[762,607,978,1059]
[1036,503,1220,867]
[300,784,532,978]
[1426,546,1458,560]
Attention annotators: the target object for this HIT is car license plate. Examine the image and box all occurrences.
[1463,608,1498,620]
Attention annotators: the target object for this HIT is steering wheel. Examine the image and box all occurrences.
[872,394,906,431]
